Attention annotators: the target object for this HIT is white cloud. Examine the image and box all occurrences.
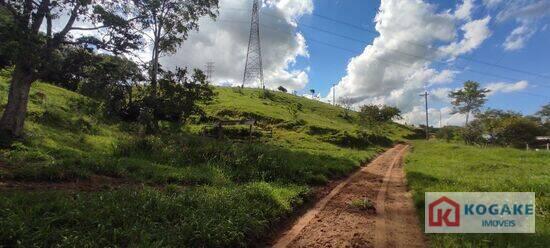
[329,0,456,113]
[329,0,497,127]
[495,0,550,51]
[439,16,492,58]
[482,0,502,8]
[429,69,458,85]
[398,106,468,127]
[486,80,529,95]
[503,21,537,50]
[161,0,313,91]
[455,0,475,21]
[496,0,550,22]
[430,87,452,103]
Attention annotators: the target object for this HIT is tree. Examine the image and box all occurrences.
[474,109,543,147]
[0,0,142,138]
[130,0,218,95]
[359,104,401,125]
[536,103,550,122]
[277,86,287,93]
[359,105,380,127]
[379,105,402,122]
[338,96,354,119]
[134,68,214,133]
[448,81,490,125]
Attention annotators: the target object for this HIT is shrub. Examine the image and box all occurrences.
[307,125,339,135]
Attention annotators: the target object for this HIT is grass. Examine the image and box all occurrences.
[405,140,550,247]
[0,75,412,246]
[348,198,376,212]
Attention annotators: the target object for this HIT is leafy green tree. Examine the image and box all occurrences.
[359,105,380,127]
[475,109,521,143]
[379,105,402,122]
[536,103,550,122]
[448,81,490,125]
[0,0,141,138]
[134,68,214,133]
[499,117,540,148]
[359,104,401,126]
[130,0,219,95]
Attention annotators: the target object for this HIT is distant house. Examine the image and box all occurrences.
[533,136,550,151]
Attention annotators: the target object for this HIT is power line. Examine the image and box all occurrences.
[215,17,550,99]
[226,7,550,81]
[303,12,550,80]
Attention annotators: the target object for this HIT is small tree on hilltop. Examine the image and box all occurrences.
[338,96,354,120]
[448,81,490,125]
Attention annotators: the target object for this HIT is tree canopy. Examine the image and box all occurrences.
[448,80,490,125]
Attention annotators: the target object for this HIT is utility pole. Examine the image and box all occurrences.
[332,84,336,106]
[205,62,215,81]
[420,91,429,140]
[439,110,442,128]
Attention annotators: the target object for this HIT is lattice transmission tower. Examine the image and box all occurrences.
[242,0,264,89]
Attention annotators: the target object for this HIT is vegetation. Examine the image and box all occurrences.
[0,74,411,246]
[0,0,219,138]
[405,140,550,247]
[449,81,490,125]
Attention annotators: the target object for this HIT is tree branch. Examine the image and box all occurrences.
[31,0,50,33]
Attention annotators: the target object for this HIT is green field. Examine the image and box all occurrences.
[0,76,411,246]
[405,140,550,247]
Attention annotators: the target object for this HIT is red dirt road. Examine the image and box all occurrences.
[272,144,426,248]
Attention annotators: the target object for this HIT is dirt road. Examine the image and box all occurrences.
[272,144,425,248]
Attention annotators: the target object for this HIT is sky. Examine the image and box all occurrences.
[159,0,550,126]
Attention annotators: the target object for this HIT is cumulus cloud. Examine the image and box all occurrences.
[399,106,468,127]
[486,80,529,95]
[161,0,313,90]
[454,0,475,21]
[439,16,492,58]
[329,0,456,113]
[327,0,497,127]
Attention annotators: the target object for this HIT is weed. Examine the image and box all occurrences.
[348,198,376,213]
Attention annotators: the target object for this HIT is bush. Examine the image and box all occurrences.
[307,125,339,135]
[435,126,460,142]
[461,122,485,145]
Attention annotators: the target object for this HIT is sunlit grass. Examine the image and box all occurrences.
[405,140,550,247]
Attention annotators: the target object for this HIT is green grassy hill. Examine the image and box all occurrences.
[0,76,412,247]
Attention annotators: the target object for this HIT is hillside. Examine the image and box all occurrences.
[0,76,412,246]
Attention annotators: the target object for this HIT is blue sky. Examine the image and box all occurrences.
[166,0,550,125]
[293,0,549,118]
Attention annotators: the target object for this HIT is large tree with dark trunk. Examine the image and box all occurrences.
[0,0,141,138]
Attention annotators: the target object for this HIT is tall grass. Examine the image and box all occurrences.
[405,140,550,247]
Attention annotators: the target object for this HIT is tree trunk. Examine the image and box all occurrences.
[0,66,34,138]
[465,111,470,126]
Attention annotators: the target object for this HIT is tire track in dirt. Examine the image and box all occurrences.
[272,144,425,248]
